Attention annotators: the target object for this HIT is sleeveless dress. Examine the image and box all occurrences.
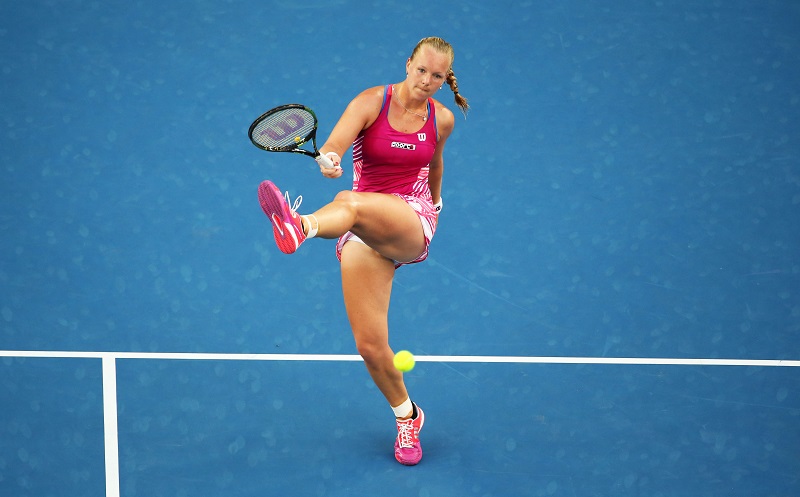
[336,85,439,268]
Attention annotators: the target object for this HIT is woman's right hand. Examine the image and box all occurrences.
[319,151,343,178]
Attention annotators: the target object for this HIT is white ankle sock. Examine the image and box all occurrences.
[302,214,318,238]
[391,397,413,418]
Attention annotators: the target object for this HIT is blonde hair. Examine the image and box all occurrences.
[410,36,469,117]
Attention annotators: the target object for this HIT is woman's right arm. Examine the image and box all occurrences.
[318,86,384,177]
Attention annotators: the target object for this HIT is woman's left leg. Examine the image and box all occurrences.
[310,190,427,264]
[259,180,426,262]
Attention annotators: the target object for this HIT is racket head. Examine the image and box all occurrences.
[248,104,319,153]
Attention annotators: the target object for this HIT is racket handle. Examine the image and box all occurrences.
[315,152,335,169]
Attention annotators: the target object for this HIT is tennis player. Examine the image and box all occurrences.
[258,36,468,465]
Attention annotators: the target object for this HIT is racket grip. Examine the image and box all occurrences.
[315,152,335,169]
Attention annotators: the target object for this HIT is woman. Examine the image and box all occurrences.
[258,36,468,465]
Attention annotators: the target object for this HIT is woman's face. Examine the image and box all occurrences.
[405,46,451,98]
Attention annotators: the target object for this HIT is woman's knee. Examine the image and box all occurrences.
[331,190,360,223]
[334,190,358,206]
[353,333,389,365]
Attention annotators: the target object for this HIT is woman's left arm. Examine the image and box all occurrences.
[428,103,455,205]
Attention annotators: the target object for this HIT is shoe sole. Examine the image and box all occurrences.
[258,181,302,254]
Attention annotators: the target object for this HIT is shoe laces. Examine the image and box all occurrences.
[396,419,415,448]
[284,191,302,213]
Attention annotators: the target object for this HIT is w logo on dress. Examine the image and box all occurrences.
[417,133,426,141]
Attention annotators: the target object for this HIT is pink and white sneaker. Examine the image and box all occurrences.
[257,180,306,254]
[394,404,424,465]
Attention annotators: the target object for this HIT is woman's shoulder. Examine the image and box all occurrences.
[345,85,386,117]
[431,97,455,134]
[352,85,387,105]
[432,98,454,120]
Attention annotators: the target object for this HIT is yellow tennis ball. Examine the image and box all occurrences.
[393,350,415,372]
[294,136,302,142]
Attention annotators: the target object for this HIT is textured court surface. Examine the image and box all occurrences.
[2,1,799,496]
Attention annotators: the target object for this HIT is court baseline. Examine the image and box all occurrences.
[3,350,798,497]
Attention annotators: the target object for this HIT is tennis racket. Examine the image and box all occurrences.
[248,104,334,169]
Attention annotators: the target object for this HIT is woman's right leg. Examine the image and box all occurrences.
[340,240,425,465]
[339,241,410,410]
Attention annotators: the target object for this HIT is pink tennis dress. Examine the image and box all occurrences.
[336,85,439,268]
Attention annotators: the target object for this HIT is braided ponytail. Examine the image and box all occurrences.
[446,68,469,118]
[410,36,470,118]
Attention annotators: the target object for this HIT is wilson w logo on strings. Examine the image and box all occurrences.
[260,113,307,141]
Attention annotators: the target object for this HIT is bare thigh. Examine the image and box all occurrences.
[314,191,426,263]
[340,241,395,340]
[347,192,426,263]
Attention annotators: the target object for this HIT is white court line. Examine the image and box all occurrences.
[101,357,120,497]
[2,349,798,497]
[1,350,799,367]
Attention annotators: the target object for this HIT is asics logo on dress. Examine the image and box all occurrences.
[391,141,416,150]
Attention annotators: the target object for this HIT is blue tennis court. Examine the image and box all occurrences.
[2,1,798,496]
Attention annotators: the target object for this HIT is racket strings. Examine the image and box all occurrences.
[252,109,316,149]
